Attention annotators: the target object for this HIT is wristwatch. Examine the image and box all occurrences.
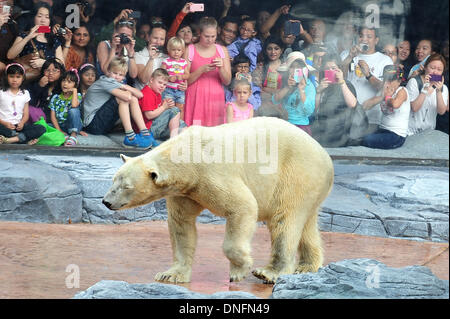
[365,73,373,80]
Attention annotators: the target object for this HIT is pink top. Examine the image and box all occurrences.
[184,44,226,127]
[162,57,188,89]
[227,102,253,122]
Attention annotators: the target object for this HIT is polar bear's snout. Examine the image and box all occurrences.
[102,199,113,210]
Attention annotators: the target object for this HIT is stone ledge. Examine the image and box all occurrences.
[0,154,448,242]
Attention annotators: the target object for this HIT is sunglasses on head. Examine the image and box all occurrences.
[118,20,135,27]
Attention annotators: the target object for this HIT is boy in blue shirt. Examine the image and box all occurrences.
[227,17,262,72]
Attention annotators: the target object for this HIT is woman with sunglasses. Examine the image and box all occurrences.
[96,12,138,81]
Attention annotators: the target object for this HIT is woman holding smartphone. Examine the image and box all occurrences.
[272,51,316,135]
[7,2,64,68]
[311,54,358,147]
[406,53,448,135]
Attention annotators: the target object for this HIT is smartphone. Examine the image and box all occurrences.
[293,68,303,83]
[37,26,51,33]
[324,70,337,83]
[128,11,141,19]
[3,5,11,14]
[190,3,204,12]
[284,20,301,37]
[429,74,443,82]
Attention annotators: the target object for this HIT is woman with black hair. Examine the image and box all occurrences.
[63,23,95,70]
[251,35,286,118]
[26,58,65,123]
[7,2,64,71]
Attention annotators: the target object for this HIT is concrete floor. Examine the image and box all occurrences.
[0,221,447,299]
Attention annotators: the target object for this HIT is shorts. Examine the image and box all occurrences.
[84,97,120,135]
[162,87,185,105]
[151,107,187,140]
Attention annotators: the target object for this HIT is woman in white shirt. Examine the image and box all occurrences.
[406,53,448,135]
[362,65,410,149]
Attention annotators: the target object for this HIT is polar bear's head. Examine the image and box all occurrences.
[102,154,173,210]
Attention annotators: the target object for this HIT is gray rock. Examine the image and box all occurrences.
[0,156,82,223]
[271,259,449,299]
[73,280,258,299]
[320,169,449,242]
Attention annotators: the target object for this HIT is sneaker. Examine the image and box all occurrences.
[140,132,160,147]
[123,134,151,149]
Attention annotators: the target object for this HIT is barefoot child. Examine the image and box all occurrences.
[226,78,254,123]
[48,68,84,146]
[0,63,45,145]
[161,37,190,120]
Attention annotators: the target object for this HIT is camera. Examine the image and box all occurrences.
[155,45,165,53]
[359,43,369,52]
[78,1,93,16]
[118,33,131,45]
[57,27,67,37]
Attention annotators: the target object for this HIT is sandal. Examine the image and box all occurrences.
[64,136,78,147]
[0,135,9,144]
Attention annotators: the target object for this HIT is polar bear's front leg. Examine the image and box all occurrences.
[154,196,203,283]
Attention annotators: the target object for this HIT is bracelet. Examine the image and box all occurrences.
[64,45,70,48]
[128,56,135,59]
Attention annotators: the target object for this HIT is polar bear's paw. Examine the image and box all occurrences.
[295,263,320,274]
[229,264,251,282]
[154,267,191,283]
[252,267,280,284]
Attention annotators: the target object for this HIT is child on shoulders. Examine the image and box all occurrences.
[139,68,187,141]
[226,78,254,123]
[227,17,262,72]
[161,37,190,120]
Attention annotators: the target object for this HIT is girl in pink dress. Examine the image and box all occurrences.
[226,79,254,123]
[184,17,232,127]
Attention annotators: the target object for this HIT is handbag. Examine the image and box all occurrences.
[34,117,66,146]
[13,39,45,82]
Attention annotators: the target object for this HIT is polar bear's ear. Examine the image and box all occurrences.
[148,170,169,186]
[120,154,131,163]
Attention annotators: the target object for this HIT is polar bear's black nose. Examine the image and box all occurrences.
[102,199,112,209]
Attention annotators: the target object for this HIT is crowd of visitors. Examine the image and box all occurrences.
[0,0,448,149]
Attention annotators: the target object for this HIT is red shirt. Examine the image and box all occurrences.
[139,86,162,129]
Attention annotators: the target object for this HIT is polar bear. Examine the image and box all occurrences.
[103,117,334,284]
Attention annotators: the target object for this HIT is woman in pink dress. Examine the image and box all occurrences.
[184,17,232,127]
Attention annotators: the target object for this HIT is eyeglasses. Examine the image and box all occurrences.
[240,26,255,34]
